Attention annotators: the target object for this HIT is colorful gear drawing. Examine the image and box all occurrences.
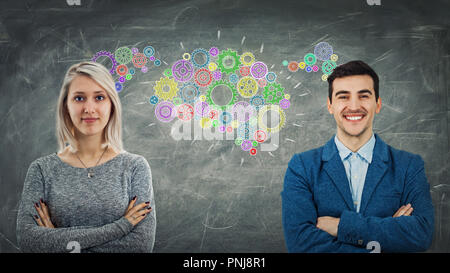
[153,77,179,101]
[250,95,265,110]
[194,68,213,87]
[322,60,337,75]
[149,95,159,105]
[177,103,194,121]
[288,61,299,72]
[257,104,286,133]
[213,71,222,80]
[238,122,256,141]
[143,46,155,57]
[194,101,210,117]
[265,72,276,82]
[314,42,333,61]
[263,82,285,104]
[239,66,250,77]
[229,73,239,84]
[172,59,194,82]
[115,82,123,92]
[206,80,238,111]
[232,101,255,123]
[240,52,255,66]
[114,47,133,65]
[304,53,317,66]
[217,49,241,74]
[254,130,267,143]
[132,53,148,68]
[279,98,291,109]
[250,61,268,79]
[179,83,200,103]
[208,62,218,71]
[116,64,128,76]
[191,48,210,68]
[155,101,176,123]
[209,47,219,57]
[91,51,118,75]
[237,76,258,98]
[219,111,233,125]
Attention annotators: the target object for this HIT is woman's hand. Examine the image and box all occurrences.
[124,196,152,226]
[34,199,55,228]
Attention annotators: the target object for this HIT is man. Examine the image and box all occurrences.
[281,60,434,252]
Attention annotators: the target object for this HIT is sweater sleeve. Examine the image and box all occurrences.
[84,156,156,253]
[16,160,134,253]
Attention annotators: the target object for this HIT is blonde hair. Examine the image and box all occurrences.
[56,61,124,154]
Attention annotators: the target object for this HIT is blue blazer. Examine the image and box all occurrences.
[281,134,434,253]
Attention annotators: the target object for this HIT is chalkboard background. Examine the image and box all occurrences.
[0,0,449,253]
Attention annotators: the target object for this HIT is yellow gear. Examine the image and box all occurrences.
[153,77,179,101]
[237,76,258,98]
[240,52,255,66]
[330,54,338,62]
[208,62,218,71]
[257,105,286,133]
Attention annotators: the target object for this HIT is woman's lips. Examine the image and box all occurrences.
[82,118,98,123]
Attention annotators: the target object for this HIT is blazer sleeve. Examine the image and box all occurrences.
[337,155,434,252]
[84,156,156,253]
[16,160,134,253]
[281,154,369,253]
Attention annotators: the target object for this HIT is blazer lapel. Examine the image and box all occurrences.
[322,137,355,211]
[359,134,389,214]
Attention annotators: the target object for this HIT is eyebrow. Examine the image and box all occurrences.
[334,89,373,97]
[72,91,106,95]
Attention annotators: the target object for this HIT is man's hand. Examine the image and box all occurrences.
[393,203,413,217]
[316,216,340,237]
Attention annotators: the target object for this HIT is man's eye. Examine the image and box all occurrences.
[338,96,348,99]
[360,95,369,98]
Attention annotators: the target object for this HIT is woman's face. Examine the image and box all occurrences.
[66,75,112,138]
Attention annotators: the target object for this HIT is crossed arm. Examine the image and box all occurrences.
[282,154,434,253]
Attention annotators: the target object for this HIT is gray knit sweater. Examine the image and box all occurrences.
[16,151,156,253]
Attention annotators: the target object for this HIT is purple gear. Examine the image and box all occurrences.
[232,101,255,123]
[155,101,176,123]
[250,61,268,79]
[194,101,210,117]
[279,98,290,109]
[213,71,222,80]
[241,140,252,151]
[91,51,118,75]
[172,59,194,82]
[209,47,219,57]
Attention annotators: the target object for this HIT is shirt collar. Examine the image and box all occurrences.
[334,134,376,163]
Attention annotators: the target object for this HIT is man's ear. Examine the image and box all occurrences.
[375,97,382,114]
[327,97,333,114]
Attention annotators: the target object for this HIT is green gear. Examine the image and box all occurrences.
[263,83,285,104]
[115,47,133,64]
[217,49,241,74]
[206,80,238,111]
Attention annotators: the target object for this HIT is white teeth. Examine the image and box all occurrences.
[346,116,362,120]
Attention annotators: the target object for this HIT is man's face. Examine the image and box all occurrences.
[327,75,382,138]
[66,75,112,138]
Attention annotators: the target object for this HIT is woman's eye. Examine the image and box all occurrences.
[74,96,84,101]
[96,95,105,101]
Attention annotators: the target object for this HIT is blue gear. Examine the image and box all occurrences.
[191,48,210,69]
[219,111,232,125]
[266,72,276,82]
[179,83,200,104]
[143,46,155,57]
[154,59,161,66]
[115,82,123,92]
[250,95,265,110]
[229,73,239,84]
[149,95,159,105]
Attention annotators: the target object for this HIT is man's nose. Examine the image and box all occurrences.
[348,96,361,110]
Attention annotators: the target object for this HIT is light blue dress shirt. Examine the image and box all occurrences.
[334,134,376,213]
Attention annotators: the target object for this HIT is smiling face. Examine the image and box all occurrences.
[327,75,382,140]
[66,75,112,138]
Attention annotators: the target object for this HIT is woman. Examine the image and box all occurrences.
[16,61,156,253]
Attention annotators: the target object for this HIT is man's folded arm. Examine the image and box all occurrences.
[282,154,369,253]
[337,155,434,252]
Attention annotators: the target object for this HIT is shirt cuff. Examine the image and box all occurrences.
[337,210,366,247]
